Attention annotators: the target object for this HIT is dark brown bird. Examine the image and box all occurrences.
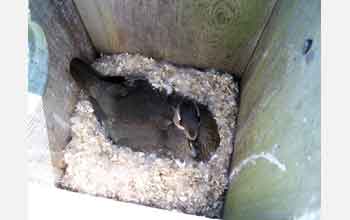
[70,58,219,162]
[70,58,194,161]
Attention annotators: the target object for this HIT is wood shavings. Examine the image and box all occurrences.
[60,53,239,218]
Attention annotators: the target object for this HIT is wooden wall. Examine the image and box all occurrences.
[29,0,96,183]
[73,0,277,76]
[224,0,320,219]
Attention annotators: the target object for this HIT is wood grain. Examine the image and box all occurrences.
[29,0,96,183]
[225,0,320,219]
[73,0,276,75]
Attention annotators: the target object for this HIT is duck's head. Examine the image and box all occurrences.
[172,99,200,141]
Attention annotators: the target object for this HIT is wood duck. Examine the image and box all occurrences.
[70,58,219,162]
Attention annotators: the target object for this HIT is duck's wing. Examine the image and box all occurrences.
[196,107,220,162]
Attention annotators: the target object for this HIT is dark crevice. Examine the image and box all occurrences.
[303,38,313,55]
[241,0,280,79]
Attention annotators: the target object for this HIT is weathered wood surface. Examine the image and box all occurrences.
[73,0,276,75]
[27,19,53,186]
[29,0,96,183]
[224,0,320,219]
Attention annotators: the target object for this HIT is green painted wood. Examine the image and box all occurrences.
[224,0,320,219]
[28,21,48,96]
[73,0,276,76]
